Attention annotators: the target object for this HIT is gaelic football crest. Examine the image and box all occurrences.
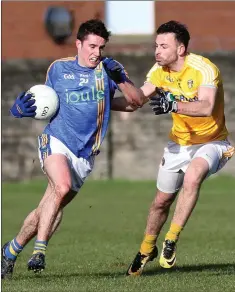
[187,79,194,89]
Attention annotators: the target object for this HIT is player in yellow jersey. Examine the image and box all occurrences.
[125,20,234,276]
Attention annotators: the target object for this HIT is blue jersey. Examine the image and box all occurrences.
[43,56,118,159]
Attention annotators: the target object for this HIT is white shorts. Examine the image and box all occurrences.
[157,140,234,194]
[38,134,95,192]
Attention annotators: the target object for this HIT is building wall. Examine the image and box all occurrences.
[2,1,105,60]
[155,1,235,52]
[2,1,235,60]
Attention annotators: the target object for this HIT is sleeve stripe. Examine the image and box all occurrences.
[45,56,76,83]
[45,61,57,83]
[188,59,214,83]
[187,58,216,85]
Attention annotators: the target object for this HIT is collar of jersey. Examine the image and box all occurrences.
[165,53,190,76]
[75,55,101,73]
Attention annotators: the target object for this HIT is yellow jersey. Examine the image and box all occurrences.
[146,53,228,145]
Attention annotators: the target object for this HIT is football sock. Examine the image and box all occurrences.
[165,223,183,242]
[32,240,48,255]
[4,238,23,261]
[140,234,157,255]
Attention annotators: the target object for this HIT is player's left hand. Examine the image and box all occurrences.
[149,88,178,115]
[103,57,129,84]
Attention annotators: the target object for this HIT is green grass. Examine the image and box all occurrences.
[2,176,235,292]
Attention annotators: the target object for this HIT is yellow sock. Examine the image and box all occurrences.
[32,240,48,255]
[165,223,183,242]
[140,234,157,255]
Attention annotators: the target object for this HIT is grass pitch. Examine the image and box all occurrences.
[2,176,235,291]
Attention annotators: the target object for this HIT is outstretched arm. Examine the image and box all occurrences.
[103,58,156,108]
[111,82,157,112]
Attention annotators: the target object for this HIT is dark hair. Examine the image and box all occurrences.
[77,19,111,42]
[156,20,190,50]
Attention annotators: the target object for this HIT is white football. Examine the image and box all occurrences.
[27,84,59,120]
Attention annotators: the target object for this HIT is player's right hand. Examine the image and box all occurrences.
[10,92,37,118]
[149,89,178,115]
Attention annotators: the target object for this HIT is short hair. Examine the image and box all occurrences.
[77,19,111,42]
[156,20,190,50]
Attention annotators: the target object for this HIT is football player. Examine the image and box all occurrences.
[1,19,144,279]
[123,20,234,276]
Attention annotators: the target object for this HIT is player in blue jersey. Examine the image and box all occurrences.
[1,19,144,279]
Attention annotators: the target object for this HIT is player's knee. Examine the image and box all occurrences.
[153,192,174,210]
[183,160,208,191]
[183,172,202,191]
[53,182,71,202]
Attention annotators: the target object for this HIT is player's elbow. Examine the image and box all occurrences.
[200,108,212,117]
[204,104,214,117]
[204,109,212,117]
[201,100,214,117]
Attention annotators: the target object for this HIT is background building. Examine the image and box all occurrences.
[2,1,235,60]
